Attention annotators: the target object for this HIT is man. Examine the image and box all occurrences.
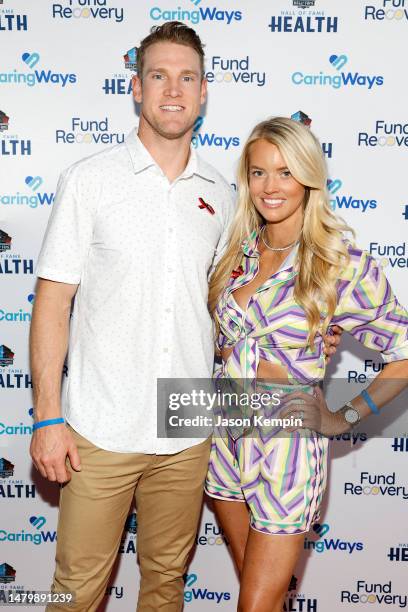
[30,21,234,612]
[30,21,339,611]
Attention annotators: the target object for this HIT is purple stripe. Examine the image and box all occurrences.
[275,327,308,341]
[216,444,241,482]
[283,435,300,495]
[245,490,272,520]
[262,480,289,517]
[286,490,305,512]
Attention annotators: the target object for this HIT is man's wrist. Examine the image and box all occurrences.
[32,406,63,421]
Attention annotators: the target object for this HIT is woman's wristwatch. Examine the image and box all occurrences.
[341,401,361,426]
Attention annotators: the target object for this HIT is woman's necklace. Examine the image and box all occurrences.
[260,225,300,252]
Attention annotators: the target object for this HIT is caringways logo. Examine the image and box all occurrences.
[184,573,231,604]
[327,178,378,213]
[149,3,242,26]
[292,54,384,89]
[303,523,364,554]
[0,52,76,88]
[0,516,56,546]
[1,176,54,209]
[192,116,240,151]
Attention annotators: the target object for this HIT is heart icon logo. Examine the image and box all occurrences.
[312,523,330,538]
[184,574,198,587]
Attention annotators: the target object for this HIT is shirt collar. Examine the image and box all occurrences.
[125,129,215,183]
[241,227,299,273]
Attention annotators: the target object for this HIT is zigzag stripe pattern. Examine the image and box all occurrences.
[206,230,407,535]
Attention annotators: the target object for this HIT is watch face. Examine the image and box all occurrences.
[345,408,359,424]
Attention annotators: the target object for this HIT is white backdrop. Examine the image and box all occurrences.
[1,0,408,609]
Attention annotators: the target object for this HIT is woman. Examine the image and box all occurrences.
[205,117,408,612]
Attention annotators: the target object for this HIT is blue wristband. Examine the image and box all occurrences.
[361,389,380,415]
[32,418,65,431]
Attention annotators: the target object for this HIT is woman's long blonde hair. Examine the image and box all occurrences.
[208,117,354,347]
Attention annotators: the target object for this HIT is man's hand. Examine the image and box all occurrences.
[323,324,343,361]
[30,424,81,484]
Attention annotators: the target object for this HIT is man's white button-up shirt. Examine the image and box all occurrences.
[36,130,235,453]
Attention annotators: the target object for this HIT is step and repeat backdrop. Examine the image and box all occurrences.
[1,0,408,609]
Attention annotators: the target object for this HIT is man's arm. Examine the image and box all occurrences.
[29,278,81,483]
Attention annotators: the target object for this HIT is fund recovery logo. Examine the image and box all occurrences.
[205,55,266,87]
[0,176,54,209]
[195,521,228,546]
[292,54,384,89]
[0,517,56,546]
[364,0,408,22]
[0,458,36,499]
[340,579,407,607]
[149,4,242,26]
[52,0,124,22]
[327,178,378,213]
[303,523,364,554]
[0,52,77,88]
[347,358,384,384]
[184,573,231,604]
[344,471,408,499]
[0,230,34,276]
[369,241,408,269]
[56,117,125,145]
[192,116,240,151]
[0,3,28,31]
[268,2,338,33]
[358,119,408,147]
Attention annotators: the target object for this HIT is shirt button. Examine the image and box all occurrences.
[168,267,173,273]
[165,308,171,314]
[163,348,169,353]
[169,228,174,233]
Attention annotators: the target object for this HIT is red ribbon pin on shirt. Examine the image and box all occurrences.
[198,197,215,215]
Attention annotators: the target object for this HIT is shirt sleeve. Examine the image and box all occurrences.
[331,249,408,363]
[36,163,96,285]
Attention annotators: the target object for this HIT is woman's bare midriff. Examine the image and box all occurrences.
[220,346,289,381]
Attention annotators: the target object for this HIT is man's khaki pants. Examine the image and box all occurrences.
[46,427,211,612]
